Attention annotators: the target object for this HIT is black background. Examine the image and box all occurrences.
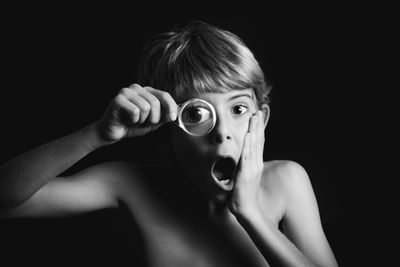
[0,3,394,266]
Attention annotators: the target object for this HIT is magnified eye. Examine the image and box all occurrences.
[182,106,212,124]
[176,98,216,136]
[232,105,248,115]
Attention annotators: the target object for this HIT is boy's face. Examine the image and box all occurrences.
[170,89,265,204]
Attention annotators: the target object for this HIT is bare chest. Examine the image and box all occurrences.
[140,214,269,267]
[120,164,283,266]
[123,191,281,267]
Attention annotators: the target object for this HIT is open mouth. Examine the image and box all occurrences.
[211,157,236,188]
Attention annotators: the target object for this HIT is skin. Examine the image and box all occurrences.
[169,89,263,205]
[0,84,338,266]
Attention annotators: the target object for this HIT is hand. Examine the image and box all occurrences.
[96,84,178,144]
[229,111,265,218]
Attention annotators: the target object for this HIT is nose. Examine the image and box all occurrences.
[210,113,232,144]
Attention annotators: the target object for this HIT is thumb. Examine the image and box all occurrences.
[125,122,164,138]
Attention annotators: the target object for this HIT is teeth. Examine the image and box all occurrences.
[212,157,236,182]
[220,179,230,185]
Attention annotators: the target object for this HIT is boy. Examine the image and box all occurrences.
[0,21,338,266]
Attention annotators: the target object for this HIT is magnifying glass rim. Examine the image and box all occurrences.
[175,98,217,136]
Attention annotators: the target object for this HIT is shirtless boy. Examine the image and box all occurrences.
[0,21,338,267]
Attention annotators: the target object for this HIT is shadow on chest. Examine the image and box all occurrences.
[122,166,273,266]
[140,214,268,267]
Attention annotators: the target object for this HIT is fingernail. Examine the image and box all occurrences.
[170,112,176,121]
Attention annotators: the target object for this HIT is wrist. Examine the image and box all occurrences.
[81,121,111,151]
[235,206,271,234]
[231,201,263,223]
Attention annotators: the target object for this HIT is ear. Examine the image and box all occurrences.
[260,104,270,129]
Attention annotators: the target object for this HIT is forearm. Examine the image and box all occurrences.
[237,212,318,267]
[0,122,105,209]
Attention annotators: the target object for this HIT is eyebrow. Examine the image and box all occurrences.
[228,92,253,101]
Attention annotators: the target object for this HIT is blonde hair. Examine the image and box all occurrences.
[137,21,271,106]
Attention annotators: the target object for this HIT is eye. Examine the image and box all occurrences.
[232,104,249,115]
[181,106,212,124]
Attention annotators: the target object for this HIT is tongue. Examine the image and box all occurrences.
[213,157,236,181]
[213,169,225,181]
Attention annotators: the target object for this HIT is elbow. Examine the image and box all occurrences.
[0,176,31,211]
[0,196,27,220]
[0,190,28,212]
[0,198,23,212]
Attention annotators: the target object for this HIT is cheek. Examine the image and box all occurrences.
[234,117,250,137]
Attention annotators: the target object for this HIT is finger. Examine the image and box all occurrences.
[115,94,140,124]
[237,132,251,184]
[248,114,258,158]
[145,87,178,121]
[248,113,258,134]
[120,87,151,124]
[125,121,163,138]
[241,132,251,162]
[256,111,265,167]
[255,111,263,157]
[136,88,161,124]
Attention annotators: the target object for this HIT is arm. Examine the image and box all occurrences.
[280,161,338,267]
[236,161,338,267]
[0,84,177,217]
[237,209,316,267]
[0,122,104,210]
[0,161,122,219]
[230,112,338,266]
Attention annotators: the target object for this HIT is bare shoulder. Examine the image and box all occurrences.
[261,160,309,192]
[58,160,157,208]
[259,160,313,222]
[88,160,161,192]
[91,160,148,182]
[260,162,338,266]
[92,160,172,203]
[263,159,309,183]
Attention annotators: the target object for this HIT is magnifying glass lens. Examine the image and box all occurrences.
[179,100,216,136]
[183,107,204,123]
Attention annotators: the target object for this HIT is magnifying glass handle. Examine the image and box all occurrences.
[177,103,184,113]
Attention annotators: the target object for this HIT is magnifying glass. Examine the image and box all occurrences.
[173,98,217,136]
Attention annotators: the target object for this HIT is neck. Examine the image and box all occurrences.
[168,161,234,221]
[208,200,234,222]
